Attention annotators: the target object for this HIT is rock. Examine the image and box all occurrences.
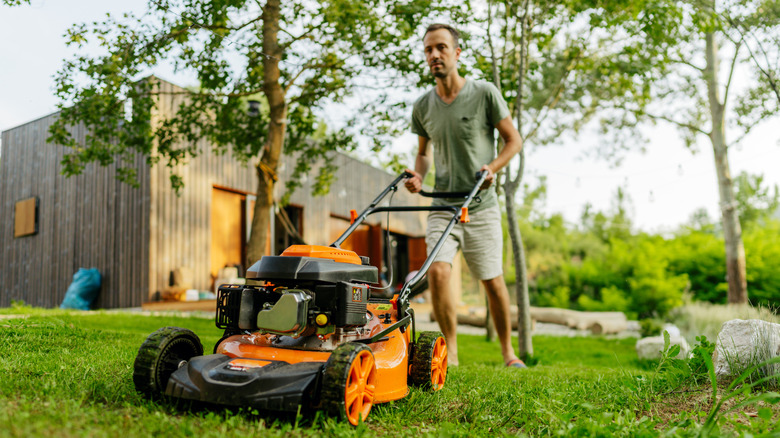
[713,319,780,377]
[636,334,690,360]
[662,323,681,337]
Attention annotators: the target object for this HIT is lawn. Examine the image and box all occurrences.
[0,307,778,437]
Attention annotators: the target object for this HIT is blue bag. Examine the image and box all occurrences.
[60,268,102,310]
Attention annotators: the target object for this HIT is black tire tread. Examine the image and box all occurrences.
[321,342,371,421]
[409,331,445,389]
[132,326,203,398]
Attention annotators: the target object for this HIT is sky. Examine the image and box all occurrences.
[2,0,779,233]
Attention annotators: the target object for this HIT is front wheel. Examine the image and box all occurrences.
[409,331,447,391]
[321,342,377,426]
[132,326,203,398]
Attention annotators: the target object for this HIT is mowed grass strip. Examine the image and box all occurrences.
[0,309,748,437]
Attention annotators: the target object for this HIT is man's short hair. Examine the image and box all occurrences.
[423,23,460,48]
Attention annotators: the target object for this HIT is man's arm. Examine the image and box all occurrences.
[481,116,523,188]
[404,136,431,193]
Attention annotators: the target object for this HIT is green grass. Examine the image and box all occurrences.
[0,309,778,437]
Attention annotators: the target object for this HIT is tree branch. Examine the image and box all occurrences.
[648,113,710,136]
[487,0,501,91]
[279,21,325,50]
[722,39,741,106]
[720,11,780,104]
[669,56,705,72]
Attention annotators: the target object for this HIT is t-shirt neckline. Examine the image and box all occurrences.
[434,78,470,107]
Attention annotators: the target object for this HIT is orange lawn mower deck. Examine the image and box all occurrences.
[132,171,486,425]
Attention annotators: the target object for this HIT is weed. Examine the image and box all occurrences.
[640,318,665,337]
[698,354,780,437]
[688,335,717,385]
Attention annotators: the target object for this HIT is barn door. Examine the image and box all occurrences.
[211,188,247,283]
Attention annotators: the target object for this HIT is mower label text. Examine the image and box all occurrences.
[351,287,363,302]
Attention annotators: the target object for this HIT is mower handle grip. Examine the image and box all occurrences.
[408,169,489,199]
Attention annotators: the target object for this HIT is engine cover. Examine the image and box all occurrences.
[246,256,378,285]
[256,290,310,337]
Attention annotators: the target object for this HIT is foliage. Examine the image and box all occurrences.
[46,0,470,261]
[49,0,455,189]
[698,355,780,437]
[735,171,780,230]
[510,189,780,318]
[688,335,717,385]
[639,318,664,338]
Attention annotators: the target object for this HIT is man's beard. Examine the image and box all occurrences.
[431,64,447,78]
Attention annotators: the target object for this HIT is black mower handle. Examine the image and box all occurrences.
[405,170,489,199]
[330,170,488,315]
[397,170,488,309]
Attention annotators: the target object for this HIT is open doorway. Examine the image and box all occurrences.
[211,187,254,288]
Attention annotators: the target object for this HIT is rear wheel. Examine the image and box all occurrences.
[322,343,377,426]
[409,331,447,390]
[133,327,203,398]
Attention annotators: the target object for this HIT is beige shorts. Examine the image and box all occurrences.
[425,204,503,281]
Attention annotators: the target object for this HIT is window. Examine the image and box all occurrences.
[14,197,38,238]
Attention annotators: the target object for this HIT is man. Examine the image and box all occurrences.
[404,23,525,368]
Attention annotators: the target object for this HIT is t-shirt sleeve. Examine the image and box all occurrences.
[410,103,429,138]
[486,83,510,126]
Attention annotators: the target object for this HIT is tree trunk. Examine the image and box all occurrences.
[505,150,533,358]
[507,0,534,359]
[247,0,287,266]
[705,32,748,304]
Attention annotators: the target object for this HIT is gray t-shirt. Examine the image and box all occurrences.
[411,79,510,212]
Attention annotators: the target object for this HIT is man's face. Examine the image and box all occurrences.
[423,29,460,79]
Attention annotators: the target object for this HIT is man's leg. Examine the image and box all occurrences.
[428,261,459,366]
[482,275,519,364]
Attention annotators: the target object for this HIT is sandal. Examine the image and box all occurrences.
[506,358,527,368]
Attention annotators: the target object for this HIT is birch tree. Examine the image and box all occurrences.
[637,0,780,303]
[476,0,684,356]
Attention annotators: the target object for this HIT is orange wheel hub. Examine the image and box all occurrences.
[345,349,377,425]
[431,337,447,390]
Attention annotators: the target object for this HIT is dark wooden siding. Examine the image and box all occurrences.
[1,78,428,307]
[0,114,150,309]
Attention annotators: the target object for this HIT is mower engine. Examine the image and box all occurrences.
[215,245,377,339]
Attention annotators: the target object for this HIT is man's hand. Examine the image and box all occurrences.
[479,164,495,189]
[404,168,423,193]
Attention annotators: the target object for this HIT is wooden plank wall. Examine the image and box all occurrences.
[147,80,257,298]
[0,114,150,309]
[147,79,428,299]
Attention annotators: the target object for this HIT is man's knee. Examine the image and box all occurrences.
[429,262,451,278]
[482,275,508,297]
[428,262,451,289]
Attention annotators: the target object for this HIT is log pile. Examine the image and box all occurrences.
[433,305,628,334]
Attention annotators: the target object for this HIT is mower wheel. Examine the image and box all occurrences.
[321,342,377,426]
[132,326,203,398]
[409,331,447,390]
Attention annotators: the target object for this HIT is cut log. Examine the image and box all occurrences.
[432,305,628,334]
[589,318,628,335]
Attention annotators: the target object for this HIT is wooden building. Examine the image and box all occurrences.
[0,78,462,309]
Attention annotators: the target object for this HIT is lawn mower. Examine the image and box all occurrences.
[132,170,487,425]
